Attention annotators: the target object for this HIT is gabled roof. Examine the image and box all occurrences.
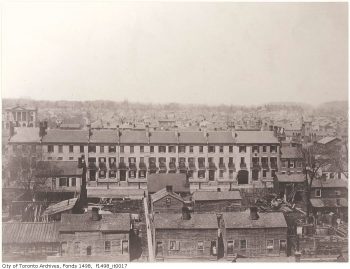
[36,161,82,176]
[2,222,59,244]
[178,131,207,144]
[90,129,118,143]
[43,198,78,216]
[9,127,41,143]
[154,213,218,229]
[59,213,130,232]
[5,105,37,111]
[280,147,303,159]
[310,198,347,208]
[120,130,148,144]
[149,131,177,144]
[223,210,287,229]
[276,173,305,183]
[42,129,89,143]
[311,179,347,188]
[235,131,279,144]
[151,188,184,203]
[317,136,341,145]
[192,190,241,201]
[207,131,234,144]
[87,188,145,199]
[148,174,189,193]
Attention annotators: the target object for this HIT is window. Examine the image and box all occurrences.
[59,178,68,187]
[262,146,267,153]
[129,170,136,178]
[252,145,259,153]
[266,239,274,250]
[88,145,96,153]
[197,241,204,252]
[140,146,144,153]
[219,157,224,165]
[57,157,63,160]
[139,170,146,178]
[48,157,53,160]
[169,146,176,153]
[74,242,80,255]
[99,170,106,179]
[199,146,204,153]
[281,161,287,168]
[61,242,67,256]
[208,146,215,153]
[239,146,246,153]
[121,240,128,254]
[198,170,205,179]
[252,170,259,181]
[87,246,92,256]
[71,178,76,187]
[229,146,233,153]
[279,240,287,252]
[178,145,185,153]
[100,146,104,153]
[227,241,234,255]
[48,145,54,153]
[189,146,194,153]
[297,161,302,168]
[270,145,277,153]
[229,170,234,179]
[120,146,124,153]
[240,240,247,250]
[315,189,321,197]
[69,145,74,153]
[150,146,154,153]
[219,146,224,153]
[108,145,116,153]
[271,169,276,178]
[219,170,224,178]
[159,146,166,153]
[105,241,111,252]
[130,146,134,153]
[289,161,294,168]
[69,157,74,160]
[335,190,341,196]
[109,170,116,179]
[169,241,180,251]
[80,145,84,153]
[262,170,267,178]
[240,157,245,164]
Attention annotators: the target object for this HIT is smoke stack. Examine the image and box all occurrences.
[166,185,173,193]
[249,207,259,220]
[91,207,101,221]
[182,207,191,220]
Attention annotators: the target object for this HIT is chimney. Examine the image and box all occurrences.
[249,207,259,220]
[166,185,173,193]
[91,207,101,221]
[182,206,191,220]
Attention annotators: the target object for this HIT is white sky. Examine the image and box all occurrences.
[1,1,348,105]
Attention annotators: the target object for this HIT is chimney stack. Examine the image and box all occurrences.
[182,206,191,220]
[166,185,173,193]
[91,207,101,221]
[249,207,259,220]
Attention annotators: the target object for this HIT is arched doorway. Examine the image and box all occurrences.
[237,170,249,185]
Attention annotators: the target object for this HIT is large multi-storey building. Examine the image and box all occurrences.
[7,124,281,191]
[2,105,38,128]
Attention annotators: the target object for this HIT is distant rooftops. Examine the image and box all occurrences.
[317,136,341,145]
[9,127,41,143]
[42,129,89,144]
[280,147,303,159]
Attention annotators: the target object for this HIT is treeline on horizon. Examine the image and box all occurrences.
[2,98,348,118]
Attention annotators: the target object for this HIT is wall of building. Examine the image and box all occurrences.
[152,195,184,214]
[193,200,242,213]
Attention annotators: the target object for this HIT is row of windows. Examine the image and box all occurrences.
[226,239,286,254]
[61,240,128,256]
[43,145,279,154]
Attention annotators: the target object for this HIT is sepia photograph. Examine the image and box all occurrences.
[1,0,348,264]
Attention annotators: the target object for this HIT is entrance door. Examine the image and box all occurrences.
[210,240,217,257]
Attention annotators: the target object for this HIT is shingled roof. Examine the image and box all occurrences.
[149,131,178,144]
[207,131,235,144]
[310,198,347,208]
[9,127,41,143]
[43,198,78,216]
[317,136,340,145]
[90,129,118,143]
[192,190,241,201]
[42,129,89,143]
[311,179,347,188]
[223,210,287,229]
[154,213,218,229]
[2,222,59,244]
[178,131,207,144]
[151,188,184,203]
[235,131,279,144]
[148,174,189,193]
[120,130,148,144]
[59,212,131,232]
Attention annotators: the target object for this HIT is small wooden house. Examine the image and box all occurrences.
[153,211,219,261]
[151,186,185,214]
